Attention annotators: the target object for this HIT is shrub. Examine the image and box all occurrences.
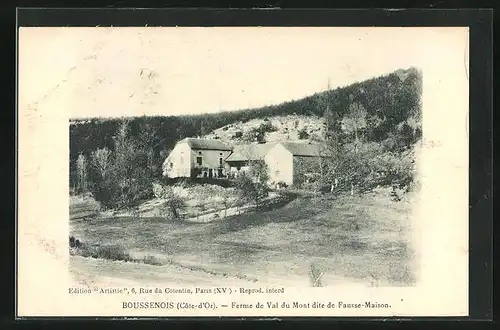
[275,181,288,189]
[235,172,269,208]
[141,255,163,266]
[258,121,278,133]
[323,141,417,196]
[69,236,81,248]
[89,175,119,209]
[248,160,269,184]
[164,194,186,219]
[92,245,132,261]
[242,128,265,143]
[309,263,324,287]
[75,243,132,262]
[165,177,234,188]
[154,184,187,219]
[190,168,202,178]
[298,129,310,139]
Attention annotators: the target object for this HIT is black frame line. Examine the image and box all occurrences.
[14,8,493,322]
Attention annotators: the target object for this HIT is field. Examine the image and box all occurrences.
[69,188,416,288]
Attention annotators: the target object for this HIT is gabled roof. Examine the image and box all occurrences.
[225,143,277,162]
[279,141,328,157]
[180,138,233,151]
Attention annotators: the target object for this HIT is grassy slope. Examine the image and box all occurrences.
[70,188,415,287]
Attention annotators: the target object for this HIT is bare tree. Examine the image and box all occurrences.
[341,102,367,153]
[198,200,207,221]
[154,184,186,220]
[76,153,88,193]
[219,189,233,218]
[90,147,112,180]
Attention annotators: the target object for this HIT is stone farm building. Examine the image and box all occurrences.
[163,138,329,186]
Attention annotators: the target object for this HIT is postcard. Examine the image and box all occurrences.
[17,26,469,317]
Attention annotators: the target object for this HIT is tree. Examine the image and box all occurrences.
[89,120,154,209]
[200,120,211,136]
[242,128,265,143]
[368,148,416,193]
[234,172,269,209]
[162,187,186,219]
[235,173,254,202]
[341,102,367,152]
[217,188,236,218]
[197,199,207,220]
[248,160,269,184]
[153,183,186,219]
[337,150,366,195]
[90,147,112,180]
[253,182,270,208]
[258,121,277,134]
[70,68,422,195]
[323,105,338,137]
[76,153,88,193]
[220,193,230,218]
[320,85,347,193]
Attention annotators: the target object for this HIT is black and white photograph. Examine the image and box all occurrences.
[67,28,421,289]
[18,25,470,317]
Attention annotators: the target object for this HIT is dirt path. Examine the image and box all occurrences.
[70,255,369,288]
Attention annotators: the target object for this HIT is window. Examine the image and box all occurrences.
[198,151,202,155]
[219,158,223,166]
[220,152,223,156]
[197,157,203,166]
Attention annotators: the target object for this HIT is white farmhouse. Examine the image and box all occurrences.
[162,138,233,179]
[265,141,328,185]
[163,138,329,185]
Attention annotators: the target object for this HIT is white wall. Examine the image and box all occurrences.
[265,144,294,185]
[164,143,232,178]
[163,142,192,178]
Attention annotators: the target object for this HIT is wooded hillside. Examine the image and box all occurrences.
[70,67,422,204]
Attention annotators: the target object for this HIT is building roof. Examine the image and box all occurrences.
[225,143,277,162]
[279,141,328,157]
[180,138,233,151]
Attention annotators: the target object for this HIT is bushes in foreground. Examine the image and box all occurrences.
[70,238,132,262]
[70,236,163,265]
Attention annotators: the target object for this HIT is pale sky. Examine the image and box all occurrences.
[18,27,469,119]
